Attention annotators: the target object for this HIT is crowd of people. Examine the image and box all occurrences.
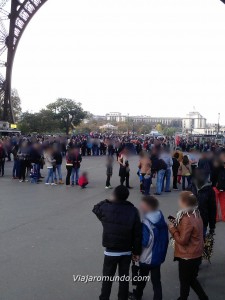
[0,132,225,299]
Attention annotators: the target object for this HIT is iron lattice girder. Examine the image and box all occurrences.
[11,0,48,52]
[0,0,48,122]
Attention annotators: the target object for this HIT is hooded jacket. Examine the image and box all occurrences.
[140,211,169,266]
[189,182,216,230]
[92,200,142,255]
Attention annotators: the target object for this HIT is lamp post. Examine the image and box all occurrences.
[217,113,220,136]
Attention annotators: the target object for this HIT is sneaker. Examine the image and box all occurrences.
[45,183,50,185]
[51,183,57,186]
[105,186,109,189]
[19,180,24,183]
[173,188,179,191]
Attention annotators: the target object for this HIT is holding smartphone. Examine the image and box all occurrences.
[168,215,176,224]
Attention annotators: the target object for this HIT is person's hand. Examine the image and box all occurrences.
[168,223,174,230]
[132,255,140,262]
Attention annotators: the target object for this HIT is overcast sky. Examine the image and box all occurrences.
[11,0,225,123]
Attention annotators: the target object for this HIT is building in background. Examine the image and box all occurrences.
[105,112,182,127]
[182,112,207,133]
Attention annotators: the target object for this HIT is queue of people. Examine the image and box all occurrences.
[0,132,225,299]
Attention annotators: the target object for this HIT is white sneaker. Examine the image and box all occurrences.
[45,183,50,185]
[51,183,57,186]
[105,186,109,189]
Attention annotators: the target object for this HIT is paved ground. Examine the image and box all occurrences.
[0,156,224,300]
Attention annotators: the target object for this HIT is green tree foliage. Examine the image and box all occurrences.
[18,110,61,134]
[0,88,22,122]
[18,98,87,134]
[46,98,87,134]
[162,127,177,136]
[11,89,22,122]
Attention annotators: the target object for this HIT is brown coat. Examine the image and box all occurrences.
[169,214,204,259]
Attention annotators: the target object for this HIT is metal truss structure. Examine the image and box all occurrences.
[0,0,225,123]
[0,0,48,123]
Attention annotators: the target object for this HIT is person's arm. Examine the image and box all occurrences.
[132,210,142,256]
[169,217,193,246]
[92,201,106,221]
[208,189,217,232]
[118,155,124,166]
[142,222,152,247]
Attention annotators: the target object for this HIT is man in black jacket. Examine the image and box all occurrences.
[93,185,142,300]
[189,168,216,236]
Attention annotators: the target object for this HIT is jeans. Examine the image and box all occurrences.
[66,166,73,185]
[163,168,172,192]
[182,176,191,190]
[46,168,54,183]
[156,170,166,194]
[0,159,5,176]
[13,160,20,178]
[173,171,178,189]
[100,255,131,300]
[143,176,152,195]
[120,173,130,188]
[54,164,62,181]
[106,175,111,187]
[71,167,80,184]
[178,258,208,300]
[19,160,28,181]
[134,264,162,300]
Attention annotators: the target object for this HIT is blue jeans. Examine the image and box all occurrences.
[54,164,62,181]
[71,168,80,184]
[182,175,191,190]
[46,168,54,183]
[143,176,152,195]
[163,168,172,192]
[13,160,20,178]
[156,169,166,194]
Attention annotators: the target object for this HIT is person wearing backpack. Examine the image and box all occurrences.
[129,196,169,300]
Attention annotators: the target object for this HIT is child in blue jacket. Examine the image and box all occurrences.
[130,196,169,300]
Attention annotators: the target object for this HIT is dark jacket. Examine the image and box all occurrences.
[53,151,63,165]
[217,167,225,191]
[189,183,216,230]
[172,158,180,175]
[73,154,82,169]
[93,200,142,255]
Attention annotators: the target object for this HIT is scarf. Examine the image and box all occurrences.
[175,206,200,226]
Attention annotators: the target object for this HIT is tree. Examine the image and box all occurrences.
[18,110,61,134]
[0,88,22,122]
[155,124,163,132]
[163,127,177,136]
[47,98,87,134]
[11,89,22,122]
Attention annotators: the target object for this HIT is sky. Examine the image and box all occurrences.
[10,0,225,123]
